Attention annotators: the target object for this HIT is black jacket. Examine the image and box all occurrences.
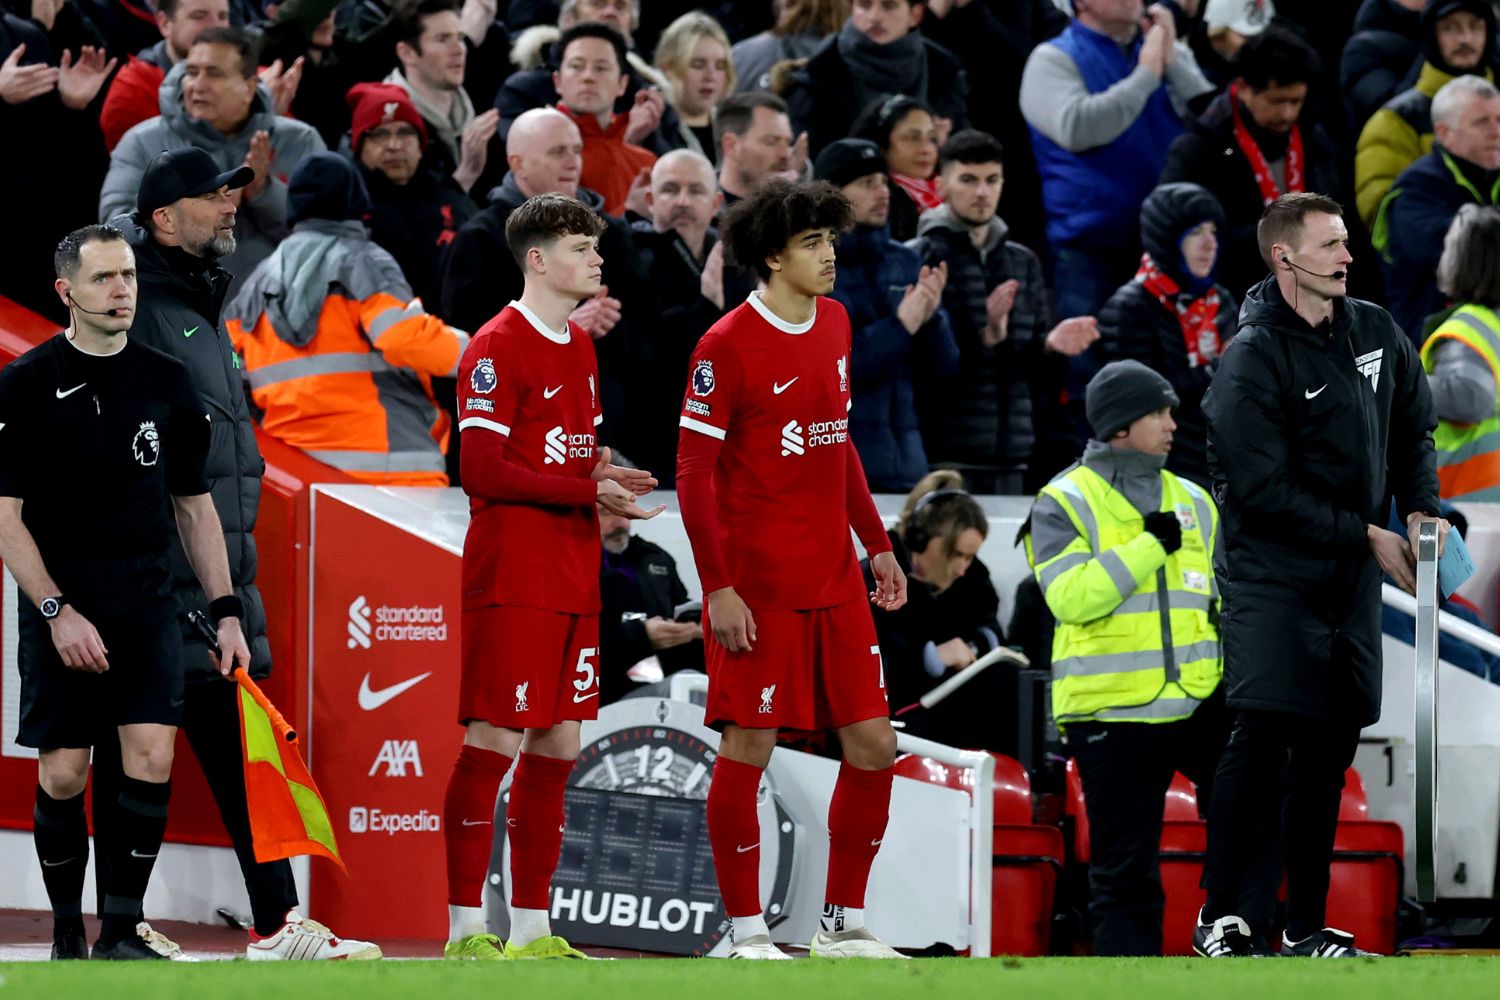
[1098,182,1236,485]
[1159,91,1344,299]
[1340,0,1423,133]
[124,231,272,683]
[359,159,478,317]
[908,206,1057,478]
[599,535,701,705]
[440,174,648,459]
[860,531,1010,751]
[1202,277,1438,724]
[785,32,969,158]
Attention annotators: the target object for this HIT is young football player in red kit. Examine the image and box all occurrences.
[442,194,664,961]
[676,179,910,960]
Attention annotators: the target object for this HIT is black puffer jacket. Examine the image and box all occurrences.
[123,228,271,682]
[1203,277,1438,725]
[1098,183,1235,485]
[1340,0,1424,132]
[908,205,1052,479]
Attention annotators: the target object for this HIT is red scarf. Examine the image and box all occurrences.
[891,173,943,212]
[1136,254,1223,369]
[1230,81,1304,206]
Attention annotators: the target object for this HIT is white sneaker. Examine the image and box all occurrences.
[246,910,382,961]
[726,933,793,959]
[137,922,195,962]
[809,927,908,959]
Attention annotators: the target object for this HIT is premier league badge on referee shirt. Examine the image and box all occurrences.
[692,359,715,396]
[471,357,497,394]
[131,421,160,467]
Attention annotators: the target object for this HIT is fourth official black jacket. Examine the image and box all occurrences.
[1203,276,1439,725]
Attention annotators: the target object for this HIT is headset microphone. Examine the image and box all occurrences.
[66,293,126,318]
[1281,256,1348,281]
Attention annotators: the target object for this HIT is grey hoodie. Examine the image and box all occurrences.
[100,60,327,295]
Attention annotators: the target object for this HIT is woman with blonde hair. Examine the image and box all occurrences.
[653,11,736,164]
[732,0,850,94]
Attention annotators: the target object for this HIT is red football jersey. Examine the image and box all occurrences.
[458,302,603,613]
[678,292,865,610]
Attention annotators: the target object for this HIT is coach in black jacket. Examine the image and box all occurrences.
[1196,193,1443,958]
[95,149,297,941]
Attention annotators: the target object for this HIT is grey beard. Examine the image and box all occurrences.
[204,232,236,259]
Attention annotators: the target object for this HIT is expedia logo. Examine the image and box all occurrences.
[779,417,847,457]
[544,426,595,464]
[347,806,440,834]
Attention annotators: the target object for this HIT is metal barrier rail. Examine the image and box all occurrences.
[1412,522,1440,902]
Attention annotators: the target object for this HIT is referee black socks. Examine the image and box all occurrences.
[99,776,172,948]
[33,785,88,939]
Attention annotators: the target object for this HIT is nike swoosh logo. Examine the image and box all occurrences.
[571,690,599,704]
[183,326,199,338]
[870,839,883,847]
[772,378,798,395]
[1305,385,1327,399]
[357,671,433,711]
[543,385,563,399]
[130,850,158,859]
[461,819,491,827]
[735,843,759,853]
[42,858,75,867]
[56,384,86,399]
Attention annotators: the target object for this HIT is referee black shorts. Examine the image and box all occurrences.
[16,591,184,751]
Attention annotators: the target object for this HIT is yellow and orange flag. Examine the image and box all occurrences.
[235,669,346,874]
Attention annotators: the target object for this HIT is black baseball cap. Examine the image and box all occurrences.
[136,147,255,219]
[814,139,886,188]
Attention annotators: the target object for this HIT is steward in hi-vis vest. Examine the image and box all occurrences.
[1029,359,1241,958]
[1421,302,1500,500]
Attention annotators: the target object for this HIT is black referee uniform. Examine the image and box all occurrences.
[0,332,209,947]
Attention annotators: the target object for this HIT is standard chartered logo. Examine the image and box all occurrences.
[544,426,596,465]
[544,426,568,464]
[779,418,847,457]
[780,420,805,456]
[347,594,447,649]
[347,596,373,649]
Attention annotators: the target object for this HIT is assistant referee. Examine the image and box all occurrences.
[0,224,250,960]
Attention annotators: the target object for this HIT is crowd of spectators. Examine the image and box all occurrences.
[6,2,1500,650]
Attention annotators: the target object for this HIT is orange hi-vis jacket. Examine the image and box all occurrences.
[225,220,468,485]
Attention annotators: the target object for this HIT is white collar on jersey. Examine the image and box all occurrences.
[508,300,572,344]
[746,290,815,335]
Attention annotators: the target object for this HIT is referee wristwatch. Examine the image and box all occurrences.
[39,596,68,620]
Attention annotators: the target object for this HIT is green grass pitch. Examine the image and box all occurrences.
[2,956,1499,1000]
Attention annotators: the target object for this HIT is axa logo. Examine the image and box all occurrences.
[1355,348,1383,393]
[348,595,373,649]
[544,426,595,464]
[369,739,424,777]
[780,420,805,457]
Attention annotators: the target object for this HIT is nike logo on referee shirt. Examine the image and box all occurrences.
[56,384,86,399]
[1305,385,1327,399]
[772,378,798,394]
[357,671,432,710]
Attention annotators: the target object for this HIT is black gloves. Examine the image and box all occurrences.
[1143,511,1183,554]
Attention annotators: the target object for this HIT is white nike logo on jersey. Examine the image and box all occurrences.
[461,819,491,827]
[735,843,759,853]
[543,385,563,399]
[357,671,432,711]
[56,384,86,399]
[1305,385,1327,399]
[772,378,798,394]
[572,690,599,704]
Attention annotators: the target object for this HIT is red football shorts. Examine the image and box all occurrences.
[459,605,600,728]
[704,596,887,731]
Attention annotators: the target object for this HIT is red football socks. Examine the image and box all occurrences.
[443,744,514,907]
[707,756,766,918]
[506,752,576,910]
[826,761,894,908]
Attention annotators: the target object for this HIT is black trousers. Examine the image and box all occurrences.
[1069,690,1278,956]
[93,675,298,931]
[1202,708,1362,942]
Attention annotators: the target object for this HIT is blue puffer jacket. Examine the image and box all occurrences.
[830,225,960,492]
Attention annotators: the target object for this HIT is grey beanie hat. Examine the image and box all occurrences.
[1086,360,1180,440]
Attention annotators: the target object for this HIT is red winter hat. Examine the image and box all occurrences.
[347,83,428,152]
